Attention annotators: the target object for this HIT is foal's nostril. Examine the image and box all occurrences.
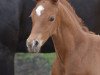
[34,40,39,47]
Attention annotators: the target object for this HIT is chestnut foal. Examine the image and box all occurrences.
[27,0,100,75]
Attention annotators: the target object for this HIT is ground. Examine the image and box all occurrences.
[15,53,56,75]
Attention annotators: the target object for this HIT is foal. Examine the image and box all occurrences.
[27,0,100,75]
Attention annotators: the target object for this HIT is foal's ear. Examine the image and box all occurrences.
[51,0,58,4]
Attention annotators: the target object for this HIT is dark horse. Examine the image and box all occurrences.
[0,0,35,75]
[0,0,54,75]
[27,0,100,75]
[0,0,37,75]
[69,0,100,34]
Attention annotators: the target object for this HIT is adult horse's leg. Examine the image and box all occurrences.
[0,44,14,75]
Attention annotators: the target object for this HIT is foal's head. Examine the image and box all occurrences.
[27,0,60,52]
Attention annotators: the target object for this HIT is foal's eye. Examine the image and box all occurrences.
[49,16,55,22]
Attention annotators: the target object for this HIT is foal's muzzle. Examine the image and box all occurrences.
[26,40,42,53]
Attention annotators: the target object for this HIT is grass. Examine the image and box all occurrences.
[15,53,56,75]
[15,53,56,64]
[42,53,56,64]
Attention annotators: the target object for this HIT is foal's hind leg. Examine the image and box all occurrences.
[52,59,65,75]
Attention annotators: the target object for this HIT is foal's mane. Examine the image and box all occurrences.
[58,0,94,34]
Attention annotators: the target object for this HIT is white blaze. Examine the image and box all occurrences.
[35,5,44,16]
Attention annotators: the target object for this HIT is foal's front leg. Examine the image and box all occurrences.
[51,59,65,75]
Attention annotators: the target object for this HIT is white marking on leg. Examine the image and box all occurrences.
[35,5,44,16]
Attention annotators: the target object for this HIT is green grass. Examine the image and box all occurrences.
[15,53,56,75]
[15,53,56,64]
[42,53,56,64]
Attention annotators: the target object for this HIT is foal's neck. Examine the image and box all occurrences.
[52,2,88,64]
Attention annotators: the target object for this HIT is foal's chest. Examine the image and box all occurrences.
[64,51,100,75]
